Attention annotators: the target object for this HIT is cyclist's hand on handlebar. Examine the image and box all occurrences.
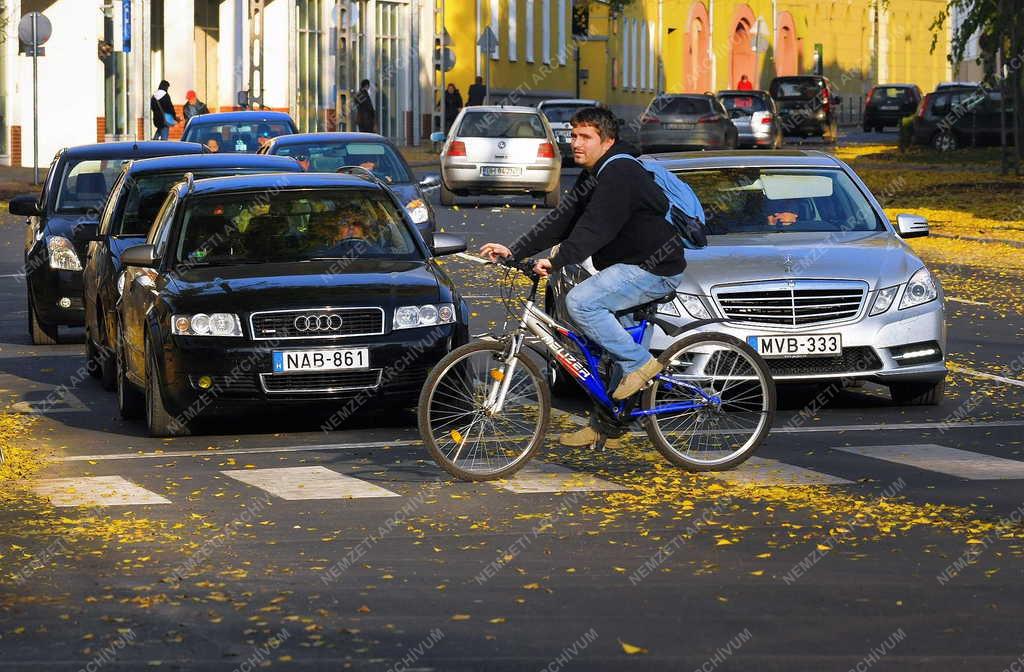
[479,243,512,262]
[533,258,553,278]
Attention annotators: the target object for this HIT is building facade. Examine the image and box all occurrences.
[0,0,952,168]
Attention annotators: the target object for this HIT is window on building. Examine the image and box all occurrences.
[621,17,629,90]
[102,2,129,138]
[151,0,164,88]
[297,0,327,132]
[374,1,409,141]
[542,0,551,64]
[525,0,534,62]
[508,0,517,62]
[557,0,566,65]
[491,0,500,59]
[649,21,656,90]
[640,21,647,90]
[631,20,639,91]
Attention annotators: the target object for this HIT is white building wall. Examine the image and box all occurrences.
[262,0,289,108]
[218,0,248,111]
[163,0,196,104]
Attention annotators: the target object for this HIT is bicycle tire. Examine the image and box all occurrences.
[418,340,551,481]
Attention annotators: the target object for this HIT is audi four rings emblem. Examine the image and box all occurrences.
[294,314,344,332]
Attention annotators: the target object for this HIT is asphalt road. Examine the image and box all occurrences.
[1,147,1024,671]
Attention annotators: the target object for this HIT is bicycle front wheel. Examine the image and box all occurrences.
[643,333,775,471]
[418,340,551,481]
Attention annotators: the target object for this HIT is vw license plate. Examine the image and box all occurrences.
[481,166,522,177]
[747,334,842,358]
[272,348,369,373]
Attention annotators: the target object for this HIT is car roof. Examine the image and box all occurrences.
[461,105,541,114]
[717,89,770,95]
[184,111,296,125]
[124,153,303,176]
[873,83,918,88]
[647,149,844,171]
[61,141,205,160]
[266,132,397,147]
[657,93,714,98]
[538,99,600,106]
[184,172,384,196]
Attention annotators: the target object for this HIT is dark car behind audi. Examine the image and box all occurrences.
[182,111,297,153]
[11,141,205,344]
[862,84,921,132]
[83,153,303,389]
[769,75,842,142]
[911,84,1015,151]
[114,172,469,436]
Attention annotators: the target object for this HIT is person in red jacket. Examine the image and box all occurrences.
[737,74,754,90]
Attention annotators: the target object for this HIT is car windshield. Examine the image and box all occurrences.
[174,190,420,266]
[457,112,547,138]
[540,104,595,123]
[770,78,824,100]
[183,121,293,153]
[652,97,712,115]
[719,95,769,115]
[115,169,282,236]
[679,168,884,234]
[272,141,411,183]
[55,159,125,213]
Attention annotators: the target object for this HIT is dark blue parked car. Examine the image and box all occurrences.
[10,141,206,344]
[83,153,304,389]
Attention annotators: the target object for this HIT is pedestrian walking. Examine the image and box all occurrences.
[444,84,463,132]
[183,90,210,120]
[737,74,753,91]
[467,76,487,106]
[150,80,179,140]
[354,79,376,133]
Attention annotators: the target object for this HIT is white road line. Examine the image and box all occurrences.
[10,389,89,414]
[711,457,852,487]
[497,462,626,494]
[948,363,1024,389]
[221,466,400,500]
[31,476,171,507]
[832,444,1024,480]
[0,273,25,279]
[946,296,991,306]
[52,419,1024,463]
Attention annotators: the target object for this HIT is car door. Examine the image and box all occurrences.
[121,193,177,378]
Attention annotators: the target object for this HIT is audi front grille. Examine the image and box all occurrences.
[713,280,867,328]
[259,369,383,394]
[249,307,385,340]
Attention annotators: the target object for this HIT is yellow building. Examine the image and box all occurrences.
[439,0,951,124]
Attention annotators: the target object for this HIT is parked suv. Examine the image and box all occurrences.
[638,94,738,152]
[862,84,921,132]
[911,85,1015,151]
[769,76,841,142]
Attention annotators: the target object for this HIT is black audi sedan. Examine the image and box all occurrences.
[257,132,440,243]
[115,172,469,436]
[84,153,303,389]
[11,141,206,344]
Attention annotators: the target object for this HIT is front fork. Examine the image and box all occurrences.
[484,330,526,414]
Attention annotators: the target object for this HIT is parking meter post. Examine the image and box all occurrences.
[32,13,39,185]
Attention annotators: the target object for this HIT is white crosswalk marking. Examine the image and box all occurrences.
[31,476,171,507]
[711,457,853,487]
[498,463,627,494]
[832,444,1024,480]
[221,466,400,500]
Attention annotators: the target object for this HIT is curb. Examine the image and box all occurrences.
[929,232,1024,249]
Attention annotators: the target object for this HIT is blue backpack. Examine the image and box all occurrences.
[597,153,710,249]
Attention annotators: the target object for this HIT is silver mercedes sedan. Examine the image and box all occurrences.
[546,150,947,406]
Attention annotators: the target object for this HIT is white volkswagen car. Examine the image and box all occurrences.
[546,150,947,406]
[431,106,562,208]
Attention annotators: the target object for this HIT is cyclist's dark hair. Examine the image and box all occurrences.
[570,106,618,142]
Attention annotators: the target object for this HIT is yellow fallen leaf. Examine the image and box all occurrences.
[816,544,832,552]
[522,582,541,590]
[450,430,464,444]
[756,553,772,559]
[619,639,648,655]
[749,570,764,576]
[488,617,507,624]
[715,539,733,546]
[450,614,471,621]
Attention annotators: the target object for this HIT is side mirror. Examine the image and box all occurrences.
[9,194,40,216]
[895,213,928,239]
[418,174,441,189]
[236,90,249,108]
[120,244,159,268]
[429,131,446,143]
[73,222,101,243]
[430,233,467,257]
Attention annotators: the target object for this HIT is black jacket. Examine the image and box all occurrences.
[354,88,376,131]
[509,142,685,276]
[150,89,176,128]
[444,90,463,123]
[467,83,486,106]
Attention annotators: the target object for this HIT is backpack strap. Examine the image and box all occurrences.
[595,153,641,177]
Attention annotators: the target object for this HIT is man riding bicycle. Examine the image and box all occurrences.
[480,107,687,449]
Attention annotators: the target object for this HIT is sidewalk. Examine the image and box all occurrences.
[398,144,440,168]
[0,165,42,201]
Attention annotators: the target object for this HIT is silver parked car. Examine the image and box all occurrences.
[431,106,562,208]
[717,90,783,149]
[546,151,947,406]
[536,98,600,164]
[638,94,738,153]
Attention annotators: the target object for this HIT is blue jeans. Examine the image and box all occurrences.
[565,264,686,374]
[153,126,169,140]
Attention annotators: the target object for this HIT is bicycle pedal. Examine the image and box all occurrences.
[592,436,607,452]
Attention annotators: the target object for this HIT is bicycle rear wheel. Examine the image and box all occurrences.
[419,340,551,481]
[642,333,775,471]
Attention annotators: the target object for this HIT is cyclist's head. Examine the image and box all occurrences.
[570,107,617,170]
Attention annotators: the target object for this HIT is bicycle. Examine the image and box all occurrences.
[418,259,776,481]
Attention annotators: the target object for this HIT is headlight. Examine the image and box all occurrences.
[899,267,938,310]
[47,236,82,271]
[870,286,899,315]
[678,293,712,320]
[172,312,244,337]
[405,199,430,224]
[394,303,456,330]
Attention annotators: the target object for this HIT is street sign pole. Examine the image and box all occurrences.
[32,13,39,185]
[476,26,498,106]
[484,49,491,105]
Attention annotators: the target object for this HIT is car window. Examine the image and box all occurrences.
[173,189,421,267]
[272,141,411,182]
[653,97,712,115]
[99,169,128,236]
[875,87,912,103]
[720,95,769,114]
[55,159,125,214]
[147,191,180,260]
[182,121,293,153]
[678,168,883,235]
[930,92,950,116]
[770,78,823,100]
[457,112,547,139]
[539,104,595,123]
